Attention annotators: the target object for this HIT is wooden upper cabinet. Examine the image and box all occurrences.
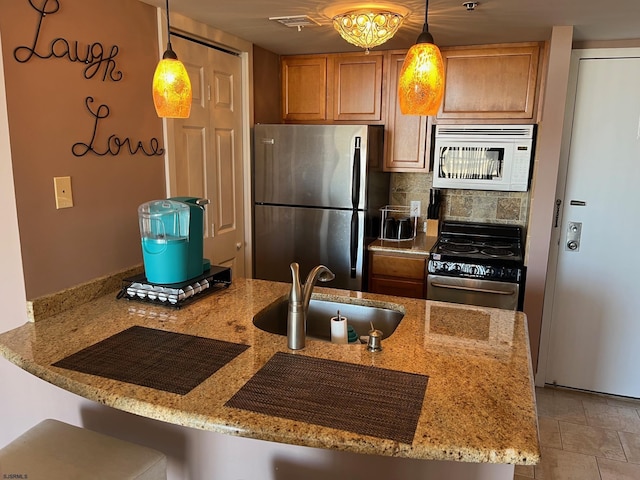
[281,56,327,121]
[384,52,430,172]
[332,52,384,121]
[437,42,542,122]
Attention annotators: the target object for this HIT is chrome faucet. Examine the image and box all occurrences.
[287,262,335,350]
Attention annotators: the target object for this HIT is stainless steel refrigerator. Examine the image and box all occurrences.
[253,124,390,291]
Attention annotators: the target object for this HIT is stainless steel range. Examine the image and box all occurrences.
[426,221,525,310]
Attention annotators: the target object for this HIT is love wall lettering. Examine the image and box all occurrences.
[72,97,164,157]
[13,0,164,157]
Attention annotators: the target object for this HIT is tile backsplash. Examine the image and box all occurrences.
[390,172,530,231]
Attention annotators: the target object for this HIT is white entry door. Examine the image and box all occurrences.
[545,50,640,397]
[169,35,245,277]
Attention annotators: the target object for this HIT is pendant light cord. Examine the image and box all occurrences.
[163,0,177,59]
[424,0,429,30]
[166,0,172,51]
[417,0,435,44]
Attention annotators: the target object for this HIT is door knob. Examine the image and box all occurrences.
[236,242,242,250]
[566,240,578,250]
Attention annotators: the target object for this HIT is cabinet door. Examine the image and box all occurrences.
[384,52,429,172]
[368,252,426,299]
[281,56,327,121]
[332,53,383,121]
[437,43,541,121]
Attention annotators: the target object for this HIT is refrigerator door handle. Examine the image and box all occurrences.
[351,137,361,209]
[350,211,358,278]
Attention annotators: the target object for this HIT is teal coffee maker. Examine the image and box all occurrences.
[138,197,210,284]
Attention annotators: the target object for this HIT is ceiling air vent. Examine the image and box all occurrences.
[269,15,322,31]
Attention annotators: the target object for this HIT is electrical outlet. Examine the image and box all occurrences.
[54,176,74,209]
[410,200,421,218]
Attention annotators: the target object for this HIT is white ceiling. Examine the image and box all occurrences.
[139,0,640,55]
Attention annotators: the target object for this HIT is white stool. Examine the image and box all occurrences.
[0,419,167,479]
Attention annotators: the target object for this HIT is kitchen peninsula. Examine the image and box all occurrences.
[0,277,539,477]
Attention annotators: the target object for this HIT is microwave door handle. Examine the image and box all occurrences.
[471,148,475,179]
[463,147,467,179]
[484,149,489,179]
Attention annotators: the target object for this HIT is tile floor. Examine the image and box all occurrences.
[514,386,640,479]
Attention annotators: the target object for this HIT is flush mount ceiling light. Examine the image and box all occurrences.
[152,0,192,118]
[397,0,445,116]
[332,10,404,53]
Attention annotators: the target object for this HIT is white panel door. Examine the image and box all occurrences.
[170,36,245,278]
[545,53,640,397]
[208,49,244,275]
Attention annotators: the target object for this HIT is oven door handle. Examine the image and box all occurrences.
[430,282,515,296]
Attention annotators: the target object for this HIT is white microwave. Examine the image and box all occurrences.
[432,124,536,192]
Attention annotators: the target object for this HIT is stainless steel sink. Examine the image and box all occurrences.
[253,296,404,342]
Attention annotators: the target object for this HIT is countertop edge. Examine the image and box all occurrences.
[0,280,540,465]
[1,335,540,463]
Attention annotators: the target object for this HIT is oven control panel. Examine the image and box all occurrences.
[428,260,521,282]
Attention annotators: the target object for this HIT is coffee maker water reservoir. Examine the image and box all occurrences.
[139,200,190,284]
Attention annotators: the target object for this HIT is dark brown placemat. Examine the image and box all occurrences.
[225,352,428,444]
[53,326,249,395]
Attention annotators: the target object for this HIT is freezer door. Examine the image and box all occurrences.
[254,124,379,210]
[253,205,366,291]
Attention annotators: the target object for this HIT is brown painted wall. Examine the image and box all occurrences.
[0,0,165,298]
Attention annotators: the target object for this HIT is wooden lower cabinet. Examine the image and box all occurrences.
[368,252,427,299]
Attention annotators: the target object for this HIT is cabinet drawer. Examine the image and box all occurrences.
[371,255,426,280]
[370,277,425,299]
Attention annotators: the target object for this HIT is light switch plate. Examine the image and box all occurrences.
[54,176,74,209]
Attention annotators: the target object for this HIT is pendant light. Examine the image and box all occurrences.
[397,0,445,116]
[152,0,192,118]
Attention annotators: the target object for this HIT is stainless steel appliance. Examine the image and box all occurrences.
[253,124,389,291]
[426,221,525,310]
[433,124,536,192]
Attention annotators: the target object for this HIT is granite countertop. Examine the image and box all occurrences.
[0,277,539,465]
[368,233,438,257]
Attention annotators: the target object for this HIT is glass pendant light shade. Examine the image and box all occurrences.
[398,41,444,115]
[152,0,192,118]
[152,50,192,118]
[332,10,404,53]
[397,0,445,115]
